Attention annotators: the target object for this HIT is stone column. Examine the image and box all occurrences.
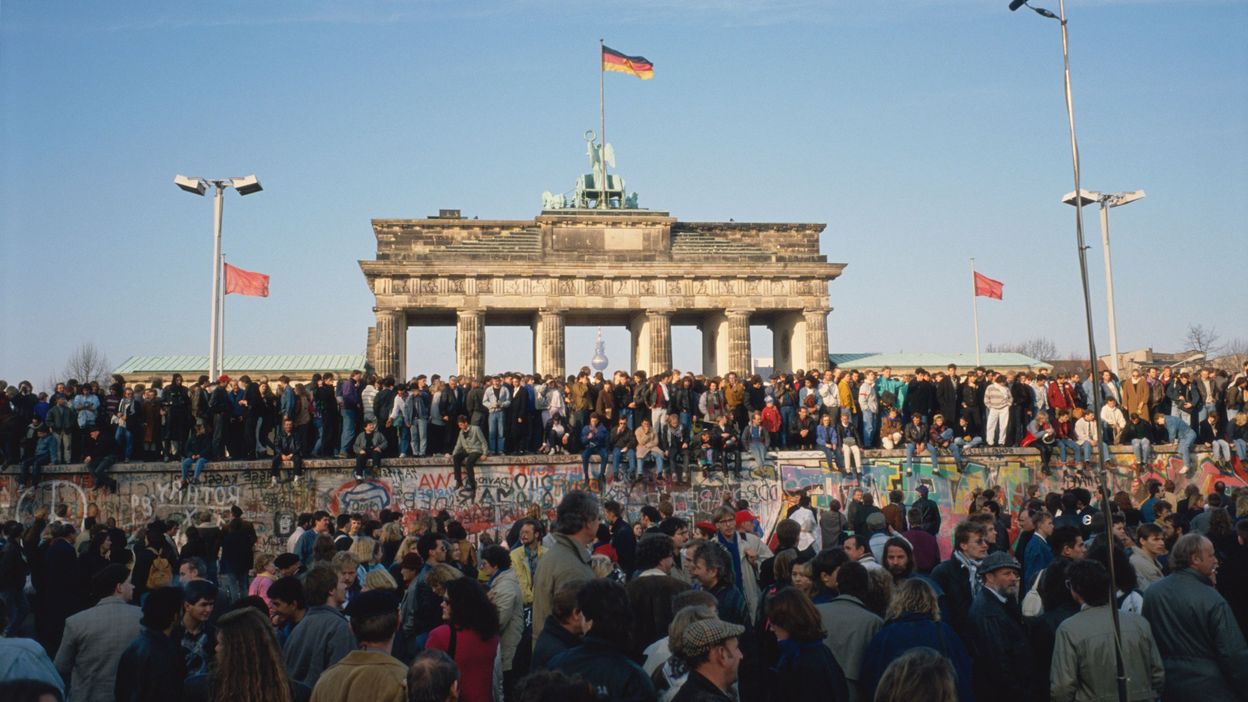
[770,312,800,374]
[533,309,566,379]
[647,310,673,375]
[456,309,485,380]
[629,314,649,374]
[804,308,830,371]
[374,309,402,380]
[727,309,751,375]
[700,312,729,377]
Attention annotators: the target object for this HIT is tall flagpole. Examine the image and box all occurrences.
[599,38,606,209]
[219,254,226,375]
[970,258,981,366]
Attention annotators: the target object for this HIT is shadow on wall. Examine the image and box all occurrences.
[5,448,1243,558]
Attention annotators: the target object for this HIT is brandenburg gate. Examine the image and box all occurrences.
[360,138,844,379]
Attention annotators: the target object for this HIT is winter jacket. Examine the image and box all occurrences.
[969,589,1045,702]
[47,403,76,431]
[860,613,974,702]
[903,421,927,446]
[114,628,185,702]
[772,638,850,702]
[275,429,304,457]
[489,568,524,672]
[610,424,637,450]
[531,534,594,650]
[857,380,879,414]
[453,425,488,455]
[1050,605,1164,702]
[352,430,388,454]
[816,594,881,696]
[550,635,657,702]
[1141,568,1248,701]
[282,605,357,689]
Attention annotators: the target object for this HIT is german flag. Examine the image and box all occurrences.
[602,46,654,80]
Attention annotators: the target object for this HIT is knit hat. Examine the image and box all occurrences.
[865,512,886,531]
[916,485,929,496]
[217,374,231,384]
[735,510,757,527]
[679,617,746,657]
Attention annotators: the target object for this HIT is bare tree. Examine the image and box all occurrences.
[1212,337,1248,372]
[1184,324,1223,358]
[985,337,1059,361]
[61,343,111,385]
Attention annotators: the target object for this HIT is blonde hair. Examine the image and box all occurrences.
[885,578,940,622]
[1235,413,1248,427]
[426,563,463,594]
[362,568,398,591]
[791,560,813,595]
[253,552,275,574]
[349,536,379,566]
[380,522,404,544]
[395,534,420,561]
[330,551,359,573]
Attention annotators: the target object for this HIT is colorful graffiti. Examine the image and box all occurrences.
[2,448,1241,556]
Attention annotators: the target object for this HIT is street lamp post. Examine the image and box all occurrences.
[1007,3,1128,702]
[175,174,263,381]
[1062,189,1146,378]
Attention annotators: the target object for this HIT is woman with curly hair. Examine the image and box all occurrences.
[426,577,500,702]
[184,606,310,702]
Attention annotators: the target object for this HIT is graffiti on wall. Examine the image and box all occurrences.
[2,448,1242,556]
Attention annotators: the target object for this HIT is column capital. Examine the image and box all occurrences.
[726,308,752,318]
[646,308,675,318]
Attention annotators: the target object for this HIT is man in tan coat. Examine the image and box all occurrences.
[531,490,598,649]
[1121,369,1151,419]
[310,590,407,702]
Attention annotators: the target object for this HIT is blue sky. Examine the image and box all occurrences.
[2,0,1245,385]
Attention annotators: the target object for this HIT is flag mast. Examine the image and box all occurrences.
[970,258,982,366]
[599,38,606,209]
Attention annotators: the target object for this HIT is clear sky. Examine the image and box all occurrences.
[2,0,1245,386]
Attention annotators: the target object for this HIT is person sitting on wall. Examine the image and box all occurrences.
[352,419,388,482]
[271,418,304,486]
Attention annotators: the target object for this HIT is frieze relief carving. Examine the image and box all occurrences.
[558,279,576,295]
[639,279,655,295]
[420,278,438,294]
[477,278,492,293]
[448,277,465,294]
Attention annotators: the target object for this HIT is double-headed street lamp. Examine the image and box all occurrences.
[1008,3,1128,702]
[175,174,263,381]
[1062,189,1146,378]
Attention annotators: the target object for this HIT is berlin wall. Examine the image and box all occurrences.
[3,448,1242,560]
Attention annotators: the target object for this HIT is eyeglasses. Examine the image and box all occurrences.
[715,519,734,525]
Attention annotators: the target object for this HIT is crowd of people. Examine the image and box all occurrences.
[2,470,1248,702]
[2,359,1246,492]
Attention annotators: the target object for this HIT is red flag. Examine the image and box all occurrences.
[973,271,1003,300]
[224,263,269,297]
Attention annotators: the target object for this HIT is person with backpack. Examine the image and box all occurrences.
[131,522,175,604]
